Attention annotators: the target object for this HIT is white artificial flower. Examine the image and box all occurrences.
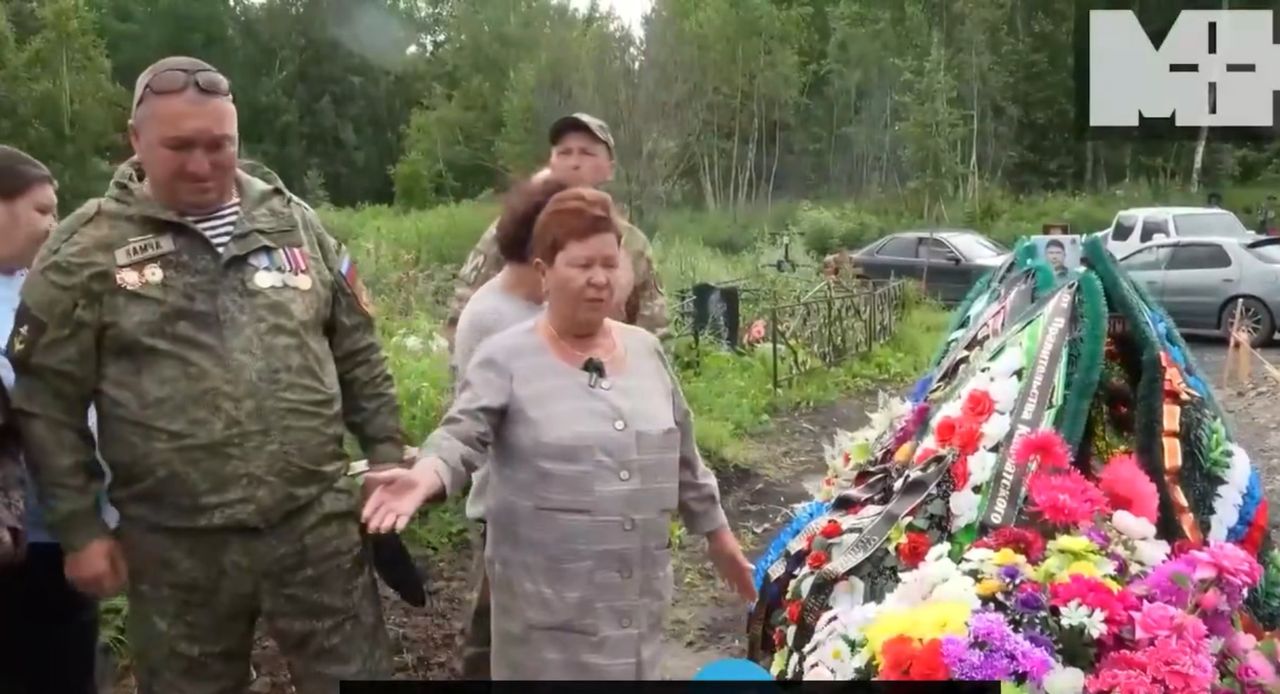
[1060,604,1107,639]
[990,346,1024,379]
[847,601,882,633]
[1041,666,1086,694]
[1110,510,1156,540]
[950,489,981,528]
[937,398,963,421]
[1133,538,1171,567]
[990,376,1020,413]
[851,644,873,670]
[931,574,982,609]
[967,450,998,487]
[804,664,835,681]
[925,543,953,564]
[830,577,866,613]
[965,372,994,397]
[980,412,1012,449]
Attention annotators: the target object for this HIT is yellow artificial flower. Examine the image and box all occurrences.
[976,578,1004,597]
[1103,578,1122,592]
[992,548,1026,566]
[1067,560,1101,577]
[862,602,972,663]
[1052,536,1096,555]
[893,441,916,464]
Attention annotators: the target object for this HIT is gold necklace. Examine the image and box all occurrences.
[545,318,618,362]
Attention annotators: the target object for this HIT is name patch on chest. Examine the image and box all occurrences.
[114,234,176,267]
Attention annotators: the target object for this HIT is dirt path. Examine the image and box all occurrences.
[108,335,1280,689]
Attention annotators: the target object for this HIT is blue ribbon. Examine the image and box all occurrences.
[752,500,832,590]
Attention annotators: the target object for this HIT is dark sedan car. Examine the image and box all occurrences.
[848,229,1011,304]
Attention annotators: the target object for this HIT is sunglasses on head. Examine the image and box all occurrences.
[136,68,232,108]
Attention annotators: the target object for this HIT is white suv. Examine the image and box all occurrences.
[1101,206,1255,258]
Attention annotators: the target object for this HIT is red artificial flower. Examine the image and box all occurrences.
[819,520,843,539]
[909,639,950,680]
[785,600,802,624]
[962,389,996,421]
[773,627,786,649]
[1098,453,1160,523]
[1012,428,1072,472]
[1027,466,1111,527]
[877,636,950,680]
[951,455,970,489]
[953,418,983,455]
[807,550,830,570]
[933,417,958,448]
[974,527,1047,563]
[1244,500,1270,555]
[878,636,918,680]
[897,531,932,569]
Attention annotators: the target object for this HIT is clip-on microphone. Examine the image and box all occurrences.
[582,357,607,388]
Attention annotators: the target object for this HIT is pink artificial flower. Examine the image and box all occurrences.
[1187,542,1264,590]
[1197,587,1224,613]
[1097,453,1160,523]
[1027,466,1112,527]
[1132,603,1208,644]
[1244,650,1279,686]
[1228,632,1259,657]
[1012,428,1071,471]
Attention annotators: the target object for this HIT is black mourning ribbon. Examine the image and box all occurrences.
[583,357,606,388]
[368,531,429,608]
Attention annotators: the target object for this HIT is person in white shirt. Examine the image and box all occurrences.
[0,145,117,694]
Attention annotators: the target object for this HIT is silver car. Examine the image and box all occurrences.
[1116,236,1280,347]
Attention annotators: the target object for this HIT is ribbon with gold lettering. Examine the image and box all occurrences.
[978,283,1078,530]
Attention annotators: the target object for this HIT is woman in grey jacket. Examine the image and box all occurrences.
[363,186,756,679]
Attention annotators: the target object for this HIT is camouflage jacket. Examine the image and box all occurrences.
[444,217,669,342]
[7,159,404,552]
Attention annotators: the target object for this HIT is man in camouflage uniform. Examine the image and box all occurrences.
[444,113,668,347]
[7,56,403,694]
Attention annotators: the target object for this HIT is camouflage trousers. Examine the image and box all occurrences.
[118,481,393,694]
[459,520,490,679]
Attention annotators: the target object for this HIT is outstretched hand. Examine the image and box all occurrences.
[360,462,444,534]
[706,526,757,605]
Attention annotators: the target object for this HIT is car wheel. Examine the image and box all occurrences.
[1220,297,1275,348]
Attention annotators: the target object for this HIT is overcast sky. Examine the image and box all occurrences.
[567,0,652,33]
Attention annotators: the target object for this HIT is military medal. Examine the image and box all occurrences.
[253,270,274,289]
[115,267,142,290]
[281,247,313,291]
[142,263,164,285]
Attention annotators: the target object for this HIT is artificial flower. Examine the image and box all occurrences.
[954,418,984,455]
[940,611,1055,682]
[967,450,998,487]
[820,520,844,539]
[974,527,1047,563]
[976,578,1004,597]
[949,489,981,529]
[1060,603,1108,639]
[934,417,958,448]
[1041,666,1086,694]
[808,550,831,570]
[990,376,1020,413]
[981,412,1013,449]
[962,389,996,420]
[1098,453,1160,523]
[990,346,1024,379]
[1027,467,1111,527]
[1012,428,1072,471]
[897,532,931,569]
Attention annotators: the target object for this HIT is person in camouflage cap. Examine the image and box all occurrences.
[445,113,668,345]
[6,56,404,694]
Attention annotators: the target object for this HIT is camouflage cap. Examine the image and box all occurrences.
[131,56,230,117]
[549,113,615,157]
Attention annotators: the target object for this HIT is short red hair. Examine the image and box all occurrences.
[531,187,622,265]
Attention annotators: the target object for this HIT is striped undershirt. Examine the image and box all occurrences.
[183,198,241,253]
